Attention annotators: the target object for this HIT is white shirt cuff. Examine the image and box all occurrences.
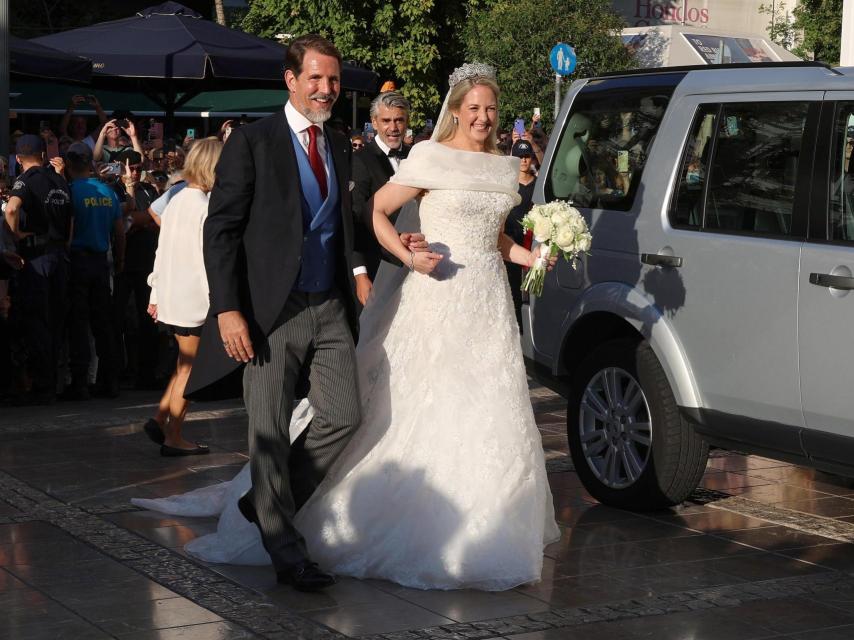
[353,266,368,276]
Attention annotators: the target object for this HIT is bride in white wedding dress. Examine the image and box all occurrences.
[134,64,560,591]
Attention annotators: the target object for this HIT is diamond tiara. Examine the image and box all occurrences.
[448,62,496,89]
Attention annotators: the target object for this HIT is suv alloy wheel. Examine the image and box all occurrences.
[567,338,709,509]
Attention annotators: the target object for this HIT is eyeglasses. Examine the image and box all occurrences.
[352,143,364,150]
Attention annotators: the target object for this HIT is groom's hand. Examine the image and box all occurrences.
[218,310,254,362]
[401,233,429,253]
[355,273,372,306]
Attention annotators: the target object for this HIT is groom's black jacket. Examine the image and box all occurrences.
[186,111,359,399]
[351,139,411,279]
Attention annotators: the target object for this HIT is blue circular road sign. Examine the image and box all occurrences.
[550,43,577,76]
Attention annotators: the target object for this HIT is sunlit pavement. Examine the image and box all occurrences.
[2,385,854,639]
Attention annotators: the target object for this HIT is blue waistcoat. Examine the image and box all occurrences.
[289,126,340,293]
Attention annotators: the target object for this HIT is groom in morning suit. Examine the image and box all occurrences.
[186,35,361,591]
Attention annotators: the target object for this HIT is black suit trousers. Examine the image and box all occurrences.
[241,289,360,570]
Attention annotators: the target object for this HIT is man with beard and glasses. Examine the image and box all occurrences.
[186,34,425,592]
[350,91,412,305]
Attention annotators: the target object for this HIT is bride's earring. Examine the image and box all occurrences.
[453,116,459,126]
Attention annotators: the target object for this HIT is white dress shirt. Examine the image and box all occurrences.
[284,100,328,178]
[374,135,401,174]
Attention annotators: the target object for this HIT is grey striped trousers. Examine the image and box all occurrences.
[242,290,360,570]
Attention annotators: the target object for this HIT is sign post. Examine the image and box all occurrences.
[549,42,576,121]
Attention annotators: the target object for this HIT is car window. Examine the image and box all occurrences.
[671,105,718,229]
[704,102,809,236]
[829,104,854,242]
[545,88,671,211]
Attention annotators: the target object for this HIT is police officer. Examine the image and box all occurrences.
[65,143,126,399]
[3,134,73,404]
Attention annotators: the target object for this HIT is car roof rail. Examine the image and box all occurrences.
[593,61,840,79]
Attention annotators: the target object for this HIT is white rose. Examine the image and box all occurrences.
[555,228,576,251]
[552,210,571,227]
[578,234,592,253]
[533,218,552,242]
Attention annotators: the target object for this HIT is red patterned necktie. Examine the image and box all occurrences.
[306,125,328,201]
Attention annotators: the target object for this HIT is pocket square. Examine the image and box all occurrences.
[348,181,355,192]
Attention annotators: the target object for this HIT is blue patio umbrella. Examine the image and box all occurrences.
[10,35,91,83]
[31,2,377,132]
[31,2,377,90]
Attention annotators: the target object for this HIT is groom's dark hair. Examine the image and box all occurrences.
[285,34,342,77]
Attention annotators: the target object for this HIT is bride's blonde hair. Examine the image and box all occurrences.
[433,76,501,155]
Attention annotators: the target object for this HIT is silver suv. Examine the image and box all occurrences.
[524,62,854,509]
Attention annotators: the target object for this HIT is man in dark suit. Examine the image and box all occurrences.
[185,35,362,591]
[351,91,412,305]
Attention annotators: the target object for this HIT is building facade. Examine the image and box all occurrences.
[613,0,788,36]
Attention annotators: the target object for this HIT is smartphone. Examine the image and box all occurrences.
[617,150,629,173]
[117,119,130,130]
[405,129,413,138]
[106,162,122,176]
[726,115,739,137]
[514,118,526,136]
[363,122,374,134]
[186,128,196,140]
[533,107,541,117]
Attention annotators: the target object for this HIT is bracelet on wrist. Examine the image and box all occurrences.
[408,251,415,272]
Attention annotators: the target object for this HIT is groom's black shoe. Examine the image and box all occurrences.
[237,494,258,525]
[277,562,337,592]
[237,495,334,590]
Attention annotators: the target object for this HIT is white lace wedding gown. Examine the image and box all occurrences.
[134,141,560,591]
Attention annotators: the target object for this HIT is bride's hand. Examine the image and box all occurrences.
[527,248,558,271]
[401,232,429,253]
[411,250,443,275]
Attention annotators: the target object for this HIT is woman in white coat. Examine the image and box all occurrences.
[143,137,223,455]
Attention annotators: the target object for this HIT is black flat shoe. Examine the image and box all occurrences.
[277,562,336,592]
[160,443,209,457]
[143,419,165,445]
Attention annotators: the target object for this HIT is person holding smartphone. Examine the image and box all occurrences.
[60,94,108,151]
[94,113,143,163]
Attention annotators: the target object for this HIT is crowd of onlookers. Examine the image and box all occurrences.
[0,91,550,410]
[0,94,235,408]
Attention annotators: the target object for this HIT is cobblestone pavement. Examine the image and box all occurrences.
[3,385,854,639]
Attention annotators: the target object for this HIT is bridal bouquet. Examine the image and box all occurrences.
[521,201,591,297]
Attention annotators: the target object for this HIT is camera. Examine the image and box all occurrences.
[105,162,122,176]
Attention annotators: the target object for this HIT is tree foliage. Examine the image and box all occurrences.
[463,0,631,130]
[241,0,479,126]
[793,0,842,64]
[761,0,842,64]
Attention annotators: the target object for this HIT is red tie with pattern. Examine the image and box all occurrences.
[306,125,328,201]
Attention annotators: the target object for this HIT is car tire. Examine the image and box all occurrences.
[567,338,708,510]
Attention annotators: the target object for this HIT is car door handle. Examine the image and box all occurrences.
[641,253,683,268]
[808,272,854,290]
